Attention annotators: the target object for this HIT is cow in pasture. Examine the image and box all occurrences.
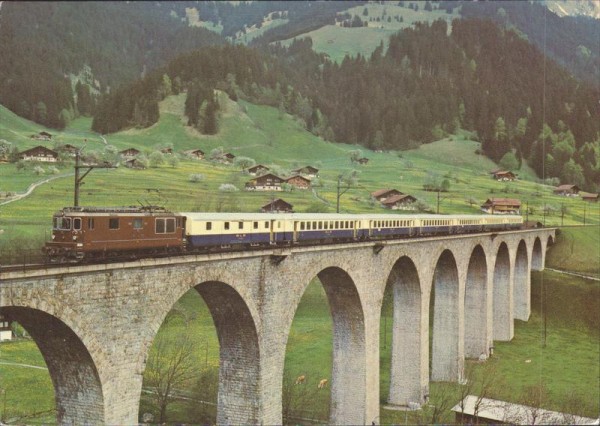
[295,375,306,385]
[318,378,328,389]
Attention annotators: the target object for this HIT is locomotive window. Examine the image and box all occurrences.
[54,217,71,230]
[176,217,182,227]
[73,218,82,230]
[88,218,95,229]
[133,219,143,229]
[109,218,119,230]
[254,221,258,229]
[238,221,244,230]
[224,222,230,230]
[155,219,165,233]
[166,218,175,233]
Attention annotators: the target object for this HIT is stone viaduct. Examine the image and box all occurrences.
[0,228,554,424]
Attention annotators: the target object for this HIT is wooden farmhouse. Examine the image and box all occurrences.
[247,164,270,176]
[245,173,284,191]
[357,157,369,164]
[119,148,141,160]
[57,144,79,156]
[381,194,417,210]
[285,175,311,189]
[371,188,403,202]
[490,170,517,181]
[19,145,58,162]
[581,192,599,202]
[261,198,293,213]
[292,166,319,177]
[481,198,521,214]
[184,149,205,159]
[0,314,12,342]
[223,153,236,163]
[160,147,173,155]
[553,184,580,196]
[30,131,52,141]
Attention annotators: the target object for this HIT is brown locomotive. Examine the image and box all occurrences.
[43,206,185,261]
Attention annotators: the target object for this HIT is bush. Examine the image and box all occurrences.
[149,151,165,168]
[189,174,205,183]
[219,183,239,192]
[48,166,60,174]
[33,165,45,175]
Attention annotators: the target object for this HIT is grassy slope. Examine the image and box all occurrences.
[546,226,600,276]
[278,2,459,63]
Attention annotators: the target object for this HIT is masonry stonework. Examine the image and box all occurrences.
[0,229,553,424]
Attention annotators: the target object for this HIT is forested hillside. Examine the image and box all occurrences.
[0,2,224,129]
[92,19,600,191]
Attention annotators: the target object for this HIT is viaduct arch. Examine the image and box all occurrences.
[0,228,554,424]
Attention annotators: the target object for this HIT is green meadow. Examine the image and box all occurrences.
[0,92,599,423]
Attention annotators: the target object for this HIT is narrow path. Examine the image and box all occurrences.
[546,268,600,282]
[0,361,48,370]
[0,173,72,206]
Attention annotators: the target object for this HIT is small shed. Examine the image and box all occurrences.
[481,198,521,214]
[491,170,517,181]
[285,175,311,189]
[0,314,12,342]
[119,148,141,159]
[357,157,369,164]
[247,164,270,176]
[261,198,293,213]
[184,149,205,159]
[160,147,173,155]
[245,173,284,191]
[223,153,236,163]
[19,146,59,162]
[581,192,598,202]
[553,184,580,196]
[292,166,319,177]
[371,188,403,202]
[382,194,417,210]
[451,395,599,425]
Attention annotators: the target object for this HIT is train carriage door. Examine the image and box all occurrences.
[293,221,299,243]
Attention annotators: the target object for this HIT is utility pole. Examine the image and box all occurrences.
[525,201,529,223]
[437,190,440,214]
[73,150,115,207]
[336,176,341,213]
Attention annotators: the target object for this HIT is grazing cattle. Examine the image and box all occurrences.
[318,378,328,389]
[295,375,306,385]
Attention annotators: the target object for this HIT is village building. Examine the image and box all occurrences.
[292,166,319,177]
[481,198,521,215]
[582,192,599,202]
[125,158,146,169]
[30,131,53,141]
[245,173,284,191]
[19,145,59,162]
[184,149,205,160]
[382,194,417,210]
[490,170,517,181]
[553,184,580,196]
[57,144,79,156]
[247,164,270,176]
[451,395,599,425]
[119,148,141,160]
[371,188,403,202]
[0,314,12,342]
[357,157,369,164]
[261,198,293,213]
[223,153,236,163]
[160,147,173,155]
[285,175,311,189]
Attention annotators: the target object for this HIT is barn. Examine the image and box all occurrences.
[261,198,293,213]
[245,173,284,191]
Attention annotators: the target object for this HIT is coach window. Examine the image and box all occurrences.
[88,218,95,230]
[265,221,269,229]
[324,221,328,230]
[224,222,230,230]
[254,221,258,230]
[166,218,175,233]
[109,218,119,230]
[307,222,311,230]
[133,218,143,229]
[300,222,305,230]
[73,218,82,230]
[335,221,339,228]
[239,221,244,230]
[206,222,212,231]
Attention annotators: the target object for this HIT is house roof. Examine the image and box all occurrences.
[482,198,521,207]
[371,188,402,198]
[184,149,204,154]
[493,170,515,176]
[554,184,580,191]
[285,175,311,183]
[20,146,58,156]
[293,166,319,173]
[120,148,140,154]
[248,173,284,184]
[382,194,416,205]
[248,164,269,172]
[261,198,293,209]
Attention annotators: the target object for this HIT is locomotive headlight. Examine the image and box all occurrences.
[51,235,55,240]
[72,236,77,241]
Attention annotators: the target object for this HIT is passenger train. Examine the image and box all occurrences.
[43,206,524,262]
